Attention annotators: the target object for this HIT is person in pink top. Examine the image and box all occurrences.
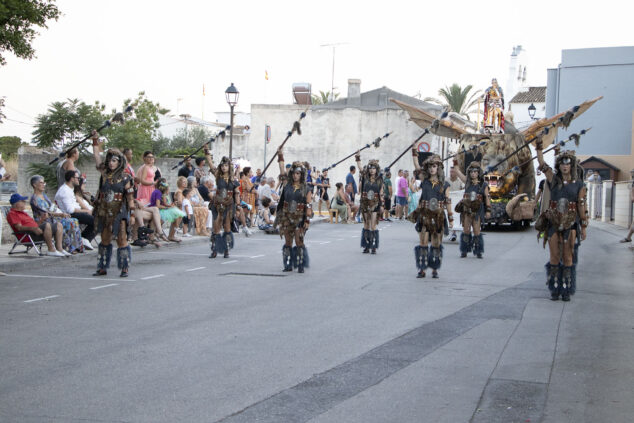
[395,169,409,220]
[136,151,159,205]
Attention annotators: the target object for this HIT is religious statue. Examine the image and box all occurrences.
[483,78,505,133]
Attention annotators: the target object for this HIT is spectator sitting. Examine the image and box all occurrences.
[186,176,211,236]
[178,157,195,178]
[150,178,185,242]
[199,176,214,203]
[74,177,94,213]
[6,193,69,256]
[268,177,280,208]
[257,177,272,206]
[29,175,84,254]
[258,197,274,229]
[193,157,207,184]
[54,170,95,250]
[181,188,194,237]
[330,182,349,223]
[344,183,360,223]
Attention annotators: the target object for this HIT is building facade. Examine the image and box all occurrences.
[547,46,634,181]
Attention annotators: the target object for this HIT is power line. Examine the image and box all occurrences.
[4,117,35,126]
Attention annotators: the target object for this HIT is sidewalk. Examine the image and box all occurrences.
[0,215,329,274]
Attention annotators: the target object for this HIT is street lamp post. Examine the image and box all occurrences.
[225,83,239,161]
[528,103,537,120]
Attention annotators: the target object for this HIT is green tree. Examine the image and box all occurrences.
[311,90,339,105]
[425,84,481,120]
[106,92,168,155]
[0,0,61,66]
[0,135,26,157]
[32,98,106,148]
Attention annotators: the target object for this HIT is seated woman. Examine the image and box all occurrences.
[187,176,211,236]
[330,182,349,223]
[29,174,84,254]
[258,197,275,229]
[74,177,94,213]
[150,178,185,242]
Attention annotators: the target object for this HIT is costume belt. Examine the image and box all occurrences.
[420,200,446,210]
[283,201,306,211]
[463,193,483,201]
[549,200,577,211]
[98,192,123,202]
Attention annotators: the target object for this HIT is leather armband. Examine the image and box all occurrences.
[580,220,588,228]
[126,187,135,194]
[277,153,284,162]
[355,154,361,162]
[448,214,454,221]
[538,163,551,173]
[412,148,418,157]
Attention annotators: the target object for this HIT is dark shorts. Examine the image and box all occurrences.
[384,196,391,210]
[395,196,408,206]
[322,192,329,202]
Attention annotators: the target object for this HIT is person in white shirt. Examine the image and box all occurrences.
[54,169,95,249]
[181,188,194,236]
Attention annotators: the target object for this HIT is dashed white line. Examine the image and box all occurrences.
[185,267,206,272]
[222,260,238,264]
[7,274,132,282]
[249,255,265,258]
[24,295,59,303]
[141,274,164,280]
[90,283,119,290]
[319,241,331,245]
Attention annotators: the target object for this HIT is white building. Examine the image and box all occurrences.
[246,79,444,186]
[508,86,546,130]
[505,45,529,105]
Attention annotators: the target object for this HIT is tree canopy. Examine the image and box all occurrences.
[425,84,481,121]
[0,135,27,158]
[0,0,61,66]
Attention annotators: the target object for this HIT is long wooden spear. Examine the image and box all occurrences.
[261,108,309,176]
[170,125,231,170]
[324,132,393,171]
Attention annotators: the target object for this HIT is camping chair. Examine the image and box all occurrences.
[1,206,45,255]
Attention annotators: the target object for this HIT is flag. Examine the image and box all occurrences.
[265,70,269,81]
[203,84,205,96]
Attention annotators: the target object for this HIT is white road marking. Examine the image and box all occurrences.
[185,267,206,272]
[319,241,331,245]
[90,283,119,290]
[145,252,251,258]
[7,274,134,282]
[24,295,59,303]
[222,260,238,264]
[141,274,164,280]
[250,255,265,258]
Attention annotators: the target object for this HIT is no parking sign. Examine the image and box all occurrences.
[417,142,431,153]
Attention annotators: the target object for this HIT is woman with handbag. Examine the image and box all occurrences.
[330,182,349,223]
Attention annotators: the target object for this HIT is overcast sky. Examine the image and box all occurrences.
[1,0,632,142]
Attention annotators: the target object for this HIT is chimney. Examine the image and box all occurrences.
[347,79,361,106]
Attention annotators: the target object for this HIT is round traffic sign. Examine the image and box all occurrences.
[417,142,431,152]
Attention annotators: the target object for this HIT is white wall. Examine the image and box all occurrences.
[247,104,439,186]
[509,101,546,131]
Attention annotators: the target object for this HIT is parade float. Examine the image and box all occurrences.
[392,80,601,226]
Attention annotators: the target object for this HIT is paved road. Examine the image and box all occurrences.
[0,221,632,422]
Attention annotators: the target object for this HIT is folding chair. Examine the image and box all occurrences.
[1,206,45,256]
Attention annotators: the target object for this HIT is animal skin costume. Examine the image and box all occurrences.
[274,155,311,273]
[536,149,587,301]
[409,153,453,277]
[357,157,384,254]
[93,148,135,277]
[454,161,491,258]
[208,155,238,258]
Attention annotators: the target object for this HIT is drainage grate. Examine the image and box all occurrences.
[220,272,287,278]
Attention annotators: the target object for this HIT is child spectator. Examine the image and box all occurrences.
[181,188,194,237]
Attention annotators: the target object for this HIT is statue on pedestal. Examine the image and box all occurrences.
[483,78,505,133]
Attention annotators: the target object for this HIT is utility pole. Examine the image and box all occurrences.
[320,42,349,101]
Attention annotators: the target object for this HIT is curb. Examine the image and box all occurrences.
[0,217,330,274]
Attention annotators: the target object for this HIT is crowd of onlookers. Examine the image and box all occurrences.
[4,146,485,258]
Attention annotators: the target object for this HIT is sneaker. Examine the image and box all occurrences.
[385,218,392,222]
[182,233,192,237]
[242,226,252,237]
[47,250,65,257]
[61,250,72,257]
[82,238,94,250]
[449,234,457,242]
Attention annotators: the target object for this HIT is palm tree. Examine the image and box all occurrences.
[424,84,482,121]
[311,90,340,105]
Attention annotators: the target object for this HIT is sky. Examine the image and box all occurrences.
[1,0,633,143]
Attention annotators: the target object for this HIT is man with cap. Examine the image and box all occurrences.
[5,193,69,256]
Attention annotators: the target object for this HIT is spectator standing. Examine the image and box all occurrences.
[181,188,194,237]
[193,157,207,184]
[136,151,159,206]
[6,193,68,256]
[240,167,257,227]
[56,148,79,188]
[447,166,465,241]
[395,169,409,220]
[346,165,357,202]
[251,168,262,184]
[0,158,10,181]
[54,170,95,249]
[178,157,195,178]
[383,170,393,221]
[619,169,634,245]
[318,169,330,216]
